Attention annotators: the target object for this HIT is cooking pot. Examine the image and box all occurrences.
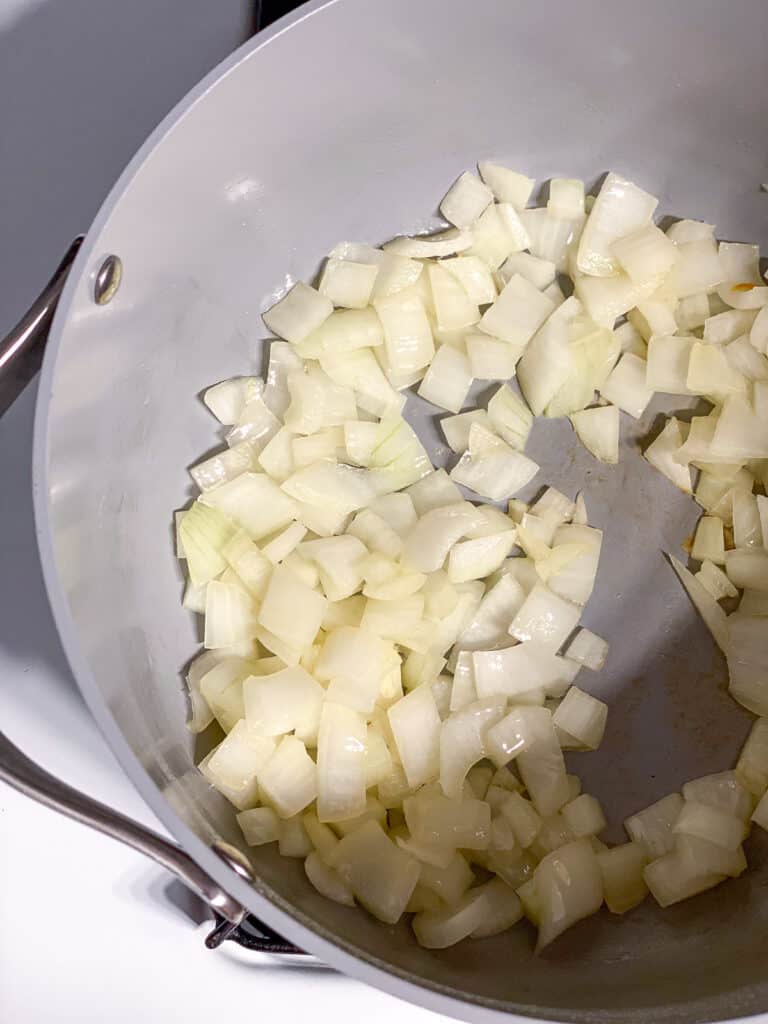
[2,1,767,1021]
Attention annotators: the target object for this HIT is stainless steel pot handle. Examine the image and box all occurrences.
[0,729,307,954]
[0,249,307,956]
[0,237,84,416]
[0,729,247,926]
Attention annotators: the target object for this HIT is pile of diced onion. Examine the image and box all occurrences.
[176,162,768,952]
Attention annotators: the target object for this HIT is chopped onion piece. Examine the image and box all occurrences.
[478,273,555,347]
[203,376,263,425]
[724,549,768,591]
[373,291,434,375]
[570,406,620,465]
[487,384,534,451]
[405,787,491,850]
[440,171,494,229]
[548,178,585,219]
[450,444,539,502]
[683,771,754,821]
[478,163,535,208]
[612,223,677,288]
[439,699,507,798]
[669,555,729,654]
[440,409,493,453]
[565,629,609,670]
[669,238,725,298]
[534,839,603,950]
[508,582,580,648]
[417,344,473,414]
[388,685,442,789]
[646,336,696,395]
[666,219,715,244]
[243,666,323,739]
[383,228,473,259]
[625,793,683,859]
[263,282,333,344]
[258,735,318,819]
[520,208,583,273]
[203,472,299,544]
[412,888,488,949]
[674,833,746,879]
[315,702,367,824]
[465,333,520,380]
[319,258,377,309]
[448,531,517,583]
[468,203,528,269]
[552,686,607,751]
[600,354,654,419]
[561,794,606,838]
[737,717,768,796]
[402,501,486,573]
[237,806,281,846]
[328,820,419,923]
[258,565,327,652]
[643,851,725,908]
[577,172,658,277]
[500,251,557,291]
[726,613,768,716]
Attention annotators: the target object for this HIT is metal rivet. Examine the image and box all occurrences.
[212,840,255,883]
[94,254,122,305]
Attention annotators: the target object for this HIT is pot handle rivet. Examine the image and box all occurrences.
[94,254,122,305]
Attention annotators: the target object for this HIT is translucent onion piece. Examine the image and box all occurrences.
[669,556,729,654]
[316,702,367,823]
[599,354,654,419]
[682,771,754,822]
[478,273,556,347]
[577,172,658,277]
[417,343,473,414]
[643,852,725,908]
[327,820,420,924]
[258,735,318,819]
[402,502,486,573]
[203,376,263,425]
[565,629,609,671]
[257,565,327,651]
[534,839,604,950]
[383,228,473,259]
[440,171,494,228]
[237,806,280,846]
[179,501,237,587]
[646,336,696,395]
[439,699,507,798]
[597,843,649,914]
[478,163,535,209]
[726,613,768,716]
[262,282,333,344]
[388,685,442,789]
[319,257,378,309]
[737,717,768,796]
[487,384,534,451]
[450,445,539,502]
[509,582,581,648]
[243,666,324,738]
[202,472,298,541]
[569,405,620,465]
[625,793,684,859]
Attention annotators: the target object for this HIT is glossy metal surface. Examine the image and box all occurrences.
[30,1,768,1021]
[0,237,82,415]
[0,728,246,927]
[94,254,123,306]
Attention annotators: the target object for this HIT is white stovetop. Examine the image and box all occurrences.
[0,387,444,1023]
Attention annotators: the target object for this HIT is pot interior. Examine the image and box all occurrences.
[41,0,768,1020]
